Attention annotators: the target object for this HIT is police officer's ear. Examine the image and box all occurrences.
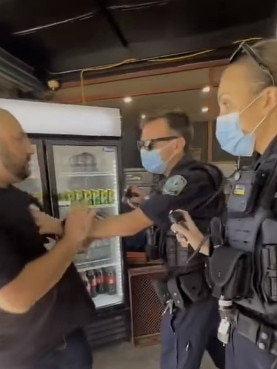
[175,136,186,152]
[260,86,277,116]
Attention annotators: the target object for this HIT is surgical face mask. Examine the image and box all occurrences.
[140,148,166,174]
[216,94,267,157]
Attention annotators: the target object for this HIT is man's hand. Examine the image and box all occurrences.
[63,205,96,252]
[31,209,63,236]
[122,185,146,209]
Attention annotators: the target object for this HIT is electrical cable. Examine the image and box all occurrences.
[78,36,263,103]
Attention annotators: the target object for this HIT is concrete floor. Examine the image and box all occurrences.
[94,342,216,369]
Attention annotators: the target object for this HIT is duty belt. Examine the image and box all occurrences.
[235,311,277,355]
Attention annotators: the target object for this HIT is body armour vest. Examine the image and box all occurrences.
[210,137,277,326]
[147,159,226,276]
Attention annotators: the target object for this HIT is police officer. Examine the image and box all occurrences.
[35,111,225,369]
[171,39,277,369]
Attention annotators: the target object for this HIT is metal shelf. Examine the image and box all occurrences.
[61,172,116,177]
[76,261,120,273]
[93,294,123,309]
[59,201,117,208]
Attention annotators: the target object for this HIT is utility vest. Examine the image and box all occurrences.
[210,153,277,326]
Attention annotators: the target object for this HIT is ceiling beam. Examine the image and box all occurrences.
[95,0,129,48]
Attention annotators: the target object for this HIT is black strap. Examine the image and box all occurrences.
[236,311,277,355]
[187,162,225,213]
[186,234,210,264]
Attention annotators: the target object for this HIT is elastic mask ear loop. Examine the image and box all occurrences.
[240,92,268,135]
[240,92,264,115]
[162,139,179,167]
[249,114,269,135]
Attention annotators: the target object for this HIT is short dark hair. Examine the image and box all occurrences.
[140,110,194,151]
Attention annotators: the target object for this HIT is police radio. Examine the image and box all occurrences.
[168,210,189,231]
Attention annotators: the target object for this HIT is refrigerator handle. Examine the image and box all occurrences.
[45,146,57,217]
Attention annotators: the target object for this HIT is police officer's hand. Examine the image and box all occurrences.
[63,204,95,252]
[171,210,208,252]
[31,208,63,236]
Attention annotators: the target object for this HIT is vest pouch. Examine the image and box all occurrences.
[178,271,211,303]
[166,234,177,268]
[151,278,171,305]
[176,243,189,266]
[167,278,189,310]
[210,246,251,299]
[228,169,268,216]
[146,244,160,260]
[261,219,277,302]
[146,228,164,260]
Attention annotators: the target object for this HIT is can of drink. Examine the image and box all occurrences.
[95,269,105,294]
[82,189,92,205]
[100,189,108,205]
[65,190,75,204]
[108,189,115,204]
[87,270,97,298]
[92,189,100,205]
[105,267,117,295]
[74,190,83,203]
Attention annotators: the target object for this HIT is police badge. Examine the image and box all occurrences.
[162,175,187,196]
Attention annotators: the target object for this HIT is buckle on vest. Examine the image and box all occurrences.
[257,325,273,353]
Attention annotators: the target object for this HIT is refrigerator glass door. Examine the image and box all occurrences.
[15,144,44,205]
[51,144,124,309]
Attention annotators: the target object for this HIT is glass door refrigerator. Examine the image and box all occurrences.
[45,140,125,310]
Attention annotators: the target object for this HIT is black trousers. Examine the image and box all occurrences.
[160,296,225,369]
[226,329,277,369]
[32,329,92,369]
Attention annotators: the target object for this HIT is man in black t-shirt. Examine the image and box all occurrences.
[0,109,95,369]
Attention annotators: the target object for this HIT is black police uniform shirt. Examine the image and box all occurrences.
[140,155,223,234]
[0,186,95,369]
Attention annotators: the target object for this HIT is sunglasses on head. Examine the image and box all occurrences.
[230,41,275,86]
[137,136,179,151]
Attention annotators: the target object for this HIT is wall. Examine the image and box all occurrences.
[53,61,236,169]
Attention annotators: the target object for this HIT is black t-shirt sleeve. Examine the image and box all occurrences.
[0,231,25,289]
[140,170,214,230]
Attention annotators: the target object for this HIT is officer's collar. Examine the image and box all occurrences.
[169,153,195,176]
[251,134,277,169]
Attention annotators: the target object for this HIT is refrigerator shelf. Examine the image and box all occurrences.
[61,172,116,177]
[93,294,123,308]
[76,261,120,273]
[58,200,117,208]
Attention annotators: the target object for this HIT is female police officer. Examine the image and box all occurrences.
[171,38,277,369]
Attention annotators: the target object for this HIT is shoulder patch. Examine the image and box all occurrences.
[162,175,187,196]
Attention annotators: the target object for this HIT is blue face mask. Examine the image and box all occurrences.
[216,113,255,157]
[140,148,166,174]
[216,94,267,157]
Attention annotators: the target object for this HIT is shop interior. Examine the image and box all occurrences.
[0,1,277,368]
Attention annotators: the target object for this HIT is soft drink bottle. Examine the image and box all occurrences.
[106,267,117,295]
[87,270,97,298]
[95,269,105,294]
